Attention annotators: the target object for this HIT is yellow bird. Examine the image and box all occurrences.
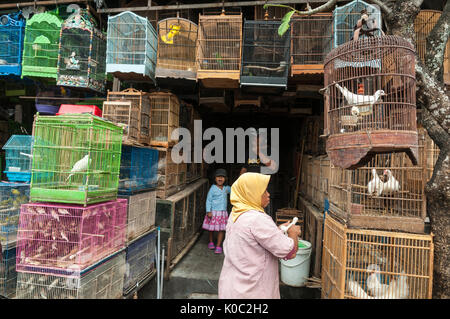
[161,24,181,44]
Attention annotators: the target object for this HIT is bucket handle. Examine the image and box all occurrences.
[283,251,311,268]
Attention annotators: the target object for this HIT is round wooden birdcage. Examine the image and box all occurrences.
[323,35,418,169]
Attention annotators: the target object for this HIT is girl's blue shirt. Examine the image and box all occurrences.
[206,184,231,212]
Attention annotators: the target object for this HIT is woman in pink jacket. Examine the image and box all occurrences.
[218,172,301,299]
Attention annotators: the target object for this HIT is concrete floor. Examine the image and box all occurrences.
[138,230,320,299]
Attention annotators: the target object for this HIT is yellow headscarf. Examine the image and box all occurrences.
[230,172,271,223]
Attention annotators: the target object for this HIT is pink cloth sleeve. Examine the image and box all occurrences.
[250,215,295,259]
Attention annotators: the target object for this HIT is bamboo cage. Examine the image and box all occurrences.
[328,148,427,233]
[414,10,450,85]
[324,35,418,169]
[104,88,151,146]
[156,18,198,80]
[321,214,433,299]
[290,13,333,75]
[156,147,185,199]
[196,13,243,88]
[149,92,180,148]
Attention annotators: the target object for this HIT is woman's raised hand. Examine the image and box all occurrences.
[287,224,301,238]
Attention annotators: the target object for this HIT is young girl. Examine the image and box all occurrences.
[202,168,231,254]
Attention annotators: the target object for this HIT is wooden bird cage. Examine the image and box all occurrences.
[196,13,243,88]
[199,88,231,113]
[149,92,180,148]
[290,13,333,75]
[234,91,262,109]
[21,11,62,79]
[414,10,450,85]
[106,11,157,82]
[104,88,151,146]
[328,148,427,234]
[156,17,198,81]
[332,0,382,49]
[324,35,419,169]
[57,9,106,93]
[0,12,25,76]
[240,20,290,88]
[322,214,433,299]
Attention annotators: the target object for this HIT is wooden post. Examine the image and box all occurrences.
[293,140,305,209]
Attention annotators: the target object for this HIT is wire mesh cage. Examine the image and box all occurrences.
[119,189,156,242]
[123,228,156,293]
[156,147,184,199]
[156,17,198,80]
[196,13,243,88]
[16,249,126,299]
[324,35,418,169]
[290,13,333,75]
[119,145,158,195]
[30,114,123,206]
[0,12,25,76]
[2,135,33,182]
[240,20,290,87]
[104,88,151,146]
[21,11,62,79]
[16,199,126,276]
[333,0,382,49]
[57,9,106,93]
[149,92,180,148]
[414,10,450,85]
[321,214,433,299]
[106,11,157,82]
[0,246,17,298]
[0,182,30,247]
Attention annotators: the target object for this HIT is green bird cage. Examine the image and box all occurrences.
[21,11,63,79]
[30,113,123,206]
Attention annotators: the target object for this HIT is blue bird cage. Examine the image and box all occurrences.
[119,145,159,195]
[2,135,33,182]
[333,0,382,48]
[106,11,157,83]
[0,246,17,298]
[0,12,25,76]
[123,228,156,293]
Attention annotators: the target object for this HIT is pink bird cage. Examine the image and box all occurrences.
[16,199,127,275]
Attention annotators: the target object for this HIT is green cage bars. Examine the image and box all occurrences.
[30,114,123,206]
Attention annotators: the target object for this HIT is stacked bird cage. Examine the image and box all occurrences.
[16,249,126,299]
[324,35,418,169]
[0,245,17,298]
[2,135,33,182]
[106,11,157,82]
[149,92,180,148]
[156,147,185,199]
[119,145,158,195]
[57,9,106,93]
[0,12,25,76]
[30,113,123,206]
[240,19,290,88]
[290,13,333,75]
[21,11,63,79]
[156,17,198,80]
[16,199,127,275]
[332,0,382,48]
[414,10,450,85]
[123,228,156,294]
[321,214,433,299]
[196,13,242,88]
[104,88,151,146]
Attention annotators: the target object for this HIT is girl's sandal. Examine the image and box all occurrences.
[214,246,223,254]
[208,242,215,250]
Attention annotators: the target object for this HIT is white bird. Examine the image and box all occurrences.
[351,106,360,116]
[20,152,33,159]
[366,264,390,297]
[381,169,400,195]
[348,271,409,299]
[66,154,91,182]
[367,169,383,196]
[335,83,386,108]
[57,208,71,216]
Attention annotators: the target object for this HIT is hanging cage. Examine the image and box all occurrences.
[106,11,157,82]
[156,17,198,81]
[196,13,243,88]
[333,0,382,49]
[290,13,333,75]
[21,11,63,79]
[0,12,25,76]
[324,35,419,169]
[240,20,290,88]
[149,92,180,148]
[57,9,106,93]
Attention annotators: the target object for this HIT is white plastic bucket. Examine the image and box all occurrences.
[280,239,312,287]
